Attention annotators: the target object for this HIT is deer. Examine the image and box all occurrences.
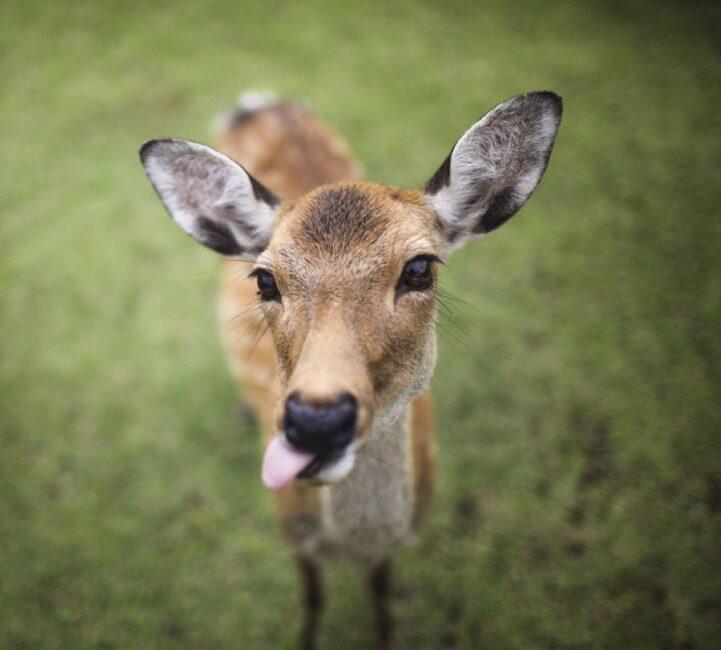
[139,89,562,648]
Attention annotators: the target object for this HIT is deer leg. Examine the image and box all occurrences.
[298,556,323,650]
[368,559,394,649]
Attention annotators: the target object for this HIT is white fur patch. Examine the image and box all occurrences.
[313,449,356,483]
[211,90,280,135]
[237,90,279,112]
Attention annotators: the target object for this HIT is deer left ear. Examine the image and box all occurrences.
[423,91,562,249]
[140,138,280,258]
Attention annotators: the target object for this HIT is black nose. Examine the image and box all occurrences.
[284,392,357,455]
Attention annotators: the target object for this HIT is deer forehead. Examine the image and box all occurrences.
[260,182,442,286]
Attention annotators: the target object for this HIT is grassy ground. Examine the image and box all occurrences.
[2,0,721,647]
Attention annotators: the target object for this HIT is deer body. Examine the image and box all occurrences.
[141,90,562,647]
[214,101,435,569]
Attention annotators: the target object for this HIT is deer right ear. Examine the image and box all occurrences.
[423,91,562,250]
[139,139,280,258]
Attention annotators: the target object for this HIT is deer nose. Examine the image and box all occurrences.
[284,392,357,455]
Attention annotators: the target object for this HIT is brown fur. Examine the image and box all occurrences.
[216,102,437,545]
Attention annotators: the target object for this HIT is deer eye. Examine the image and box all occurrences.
[252,269,280,302]
[398,255,437,294]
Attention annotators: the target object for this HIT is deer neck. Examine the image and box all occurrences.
[321,401,415,564]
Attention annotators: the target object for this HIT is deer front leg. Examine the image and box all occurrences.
[368,559,394,649]
[297,556,323,650]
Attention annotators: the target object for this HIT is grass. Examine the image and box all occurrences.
[1,0,720,647]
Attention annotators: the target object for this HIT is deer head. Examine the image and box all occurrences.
[140,91,562,488]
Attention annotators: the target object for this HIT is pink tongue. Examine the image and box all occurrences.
[262,436,315,491]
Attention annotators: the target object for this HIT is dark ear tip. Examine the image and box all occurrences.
[139,138,179,164]
[139,139,162,164]
[530,90,563,118]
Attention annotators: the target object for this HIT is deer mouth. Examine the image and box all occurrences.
[297,453,339,480]
[298,449,355,485]
[261,436,355,491]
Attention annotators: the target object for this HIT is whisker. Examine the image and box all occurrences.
[219,301,264,326]
[437,285,472,308]
[436,297,468,335]
[247,321,270,359]
[220,264,255,288]
[227,309,267,348]
[435,318,467,349]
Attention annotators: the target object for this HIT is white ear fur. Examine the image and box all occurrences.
[424,91,562,249]
[139,139,280,258]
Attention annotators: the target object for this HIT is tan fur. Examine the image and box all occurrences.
[215,101,437,564]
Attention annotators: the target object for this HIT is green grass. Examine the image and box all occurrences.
[2,0,721,647]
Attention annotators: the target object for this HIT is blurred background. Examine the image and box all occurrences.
[1,0,720,647]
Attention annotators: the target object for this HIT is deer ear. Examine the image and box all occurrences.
[139,139,280,258]
[423,91,562,250]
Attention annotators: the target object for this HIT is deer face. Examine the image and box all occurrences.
[256,185,443,471]
[140,91,562,487]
